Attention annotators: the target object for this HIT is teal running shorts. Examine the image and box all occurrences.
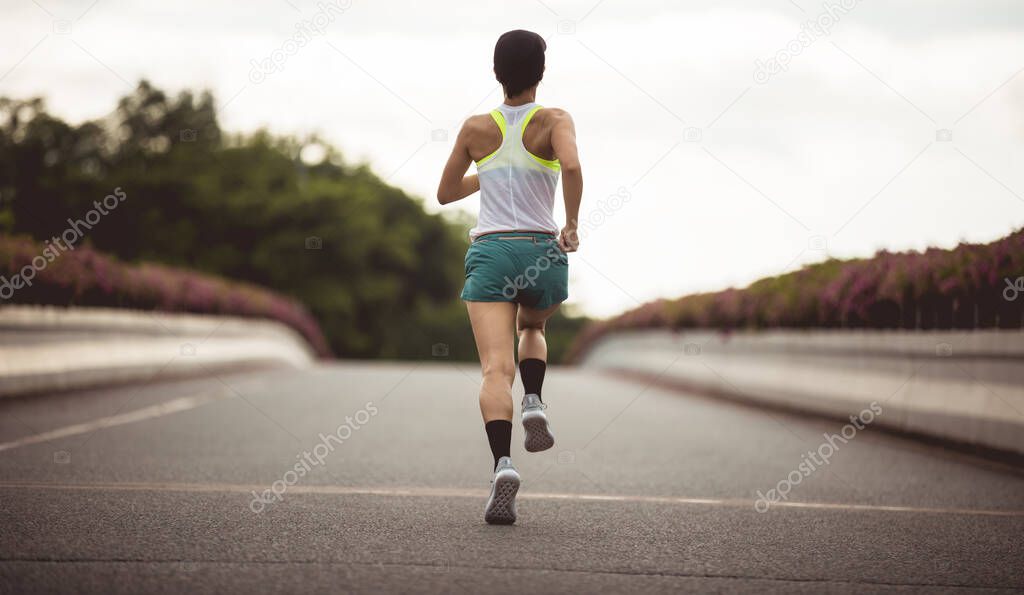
[461,232,569,309]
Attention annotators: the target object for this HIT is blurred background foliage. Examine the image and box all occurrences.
[0,81,589,362]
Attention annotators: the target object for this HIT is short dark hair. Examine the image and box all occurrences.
[493,30,546,97]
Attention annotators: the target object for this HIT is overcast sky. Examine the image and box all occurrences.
[3,0,1023,317]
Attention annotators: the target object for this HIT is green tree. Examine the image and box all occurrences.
[0,82,588,361]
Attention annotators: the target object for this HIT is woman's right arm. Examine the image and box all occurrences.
[551,111,582,252]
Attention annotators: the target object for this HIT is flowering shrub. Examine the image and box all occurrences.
[567,228,1024,363]
[0,234,331,357]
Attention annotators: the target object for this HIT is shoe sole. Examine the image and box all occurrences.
[523,411,555,452]
[484,470,520,525]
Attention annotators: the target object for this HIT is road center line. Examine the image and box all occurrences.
[0,391,228,453]
[0,480,1021,517]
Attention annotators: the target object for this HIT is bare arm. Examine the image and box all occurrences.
[551,111,582,252]
[437,122,480,205]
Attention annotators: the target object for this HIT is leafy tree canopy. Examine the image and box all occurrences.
[0,81,587,361]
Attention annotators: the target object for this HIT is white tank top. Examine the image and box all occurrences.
[470,102,561,239]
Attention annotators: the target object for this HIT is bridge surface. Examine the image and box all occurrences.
[1,362,1022,593]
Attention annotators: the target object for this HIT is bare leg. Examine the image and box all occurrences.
[516,303,561,362]
[466,301,518,422]
[516,303,561,452]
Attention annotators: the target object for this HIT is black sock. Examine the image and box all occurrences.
[519,358,547,401]
[485,420,512,470]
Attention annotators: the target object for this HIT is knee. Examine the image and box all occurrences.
[517,318,546,335]
[481,360,515,387]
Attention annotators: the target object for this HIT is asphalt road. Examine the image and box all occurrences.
[1,362,1023,594]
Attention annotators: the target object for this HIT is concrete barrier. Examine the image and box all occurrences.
[580,329,1024,457]
[0,305,316,397]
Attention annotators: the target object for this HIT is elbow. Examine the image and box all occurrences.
[560,160,582,175]
[436,188,452,205]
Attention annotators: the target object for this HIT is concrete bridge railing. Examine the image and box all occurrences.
[0,305,315,398]
[581,329,1024,457]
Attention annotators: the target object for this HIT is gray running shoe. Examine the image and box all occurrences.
[521,393,555,452]
[484,456,520,525]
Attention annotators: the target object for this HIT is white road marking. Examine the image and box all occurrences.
[0,480,1021,517]
[0,392,227,453]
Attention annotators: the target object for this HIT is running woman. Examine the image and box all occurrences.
[437,30,582,525]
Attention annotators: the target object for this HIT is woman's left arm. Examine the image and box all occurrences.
[437,122,480,205]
